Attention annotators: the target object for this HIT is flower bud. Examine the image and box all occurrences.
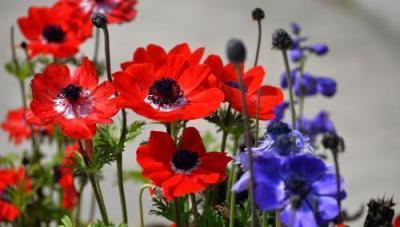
[226,39,246,64]
[252,8,265,21]
[322,133,345,152]
[92,13,108,28]
[20,41,27,49]
[364,197,395,227]
[272,28,293,51]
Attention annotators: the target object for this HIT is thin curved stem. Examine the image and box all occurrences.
[101,22,129,224]
[139,184,154,227]
[74,181,86,226]
[234,64,258,227]
[88,174,109,224]
[282,50,297,130]
[254,20,263,141]
[228,165,239,227]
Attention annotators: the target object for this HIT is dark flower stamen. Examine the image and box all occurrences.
[60,84,83,102]
[267,121,292,136]
[172,149,199,171]
[42,25,65,43]
[148,78,183,107]
[285,175,310,196]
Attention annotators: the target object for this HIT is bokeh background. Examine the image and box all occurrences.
[1,0,400,226]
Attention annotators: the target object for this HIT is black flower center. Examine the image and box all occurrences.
[42,25,65,43]
[285,175,310,196]
[267,121,291,136]
[274,134,297,155]
[148,78,183,106]
[172,149,199,171]
[60,84,83,102]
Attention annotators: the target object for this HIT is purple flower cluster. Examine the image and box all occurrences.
[233,121,345,227]
[280,69,337,98]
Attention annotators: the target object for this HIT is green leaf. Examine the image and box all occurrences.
[5,60,34,80]
[59,215,73,227]
[124,120,145,144]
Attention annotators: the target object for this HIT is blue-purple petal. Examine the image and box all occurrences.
[317,77,337,97]
[311,44,329,56]
[282,154,327,181]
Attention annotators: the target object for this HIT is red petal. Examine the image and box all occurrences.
[148,131,176,162]
[72,57,99,90]
[60,120,96,139]
[178,64,210,95]
[179,127,206,155]
[243,66,265,95]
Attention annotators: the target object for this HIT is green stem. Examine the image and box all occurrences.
[234,64,258,227]
[100,19,129,223]
[228,166,239,227]
[261,212,268,227]
[88,192,96,221]
[89,174,109,224]
[139,184,153,227]
[74,181,86,226]
[10,27,40,163]
[190,194,200,227]
[93,28,100,64]
[254,19,263,140]
[226,137,239,203]
[173,198,181,227]
[297,58,306,129]
[282,50,297,130]
[116,153,128,223]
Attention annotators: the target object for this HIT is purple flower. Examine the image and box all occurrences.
[310,44,329,56]
[294,73,318,97]
[317,77,337,97]
[289,48,304,62]
[290,22,301,35]
[253,154,345,227]
[233,121,313,192]
[299,111,336,143]
[272,101,289,122]
[280,68,299,89]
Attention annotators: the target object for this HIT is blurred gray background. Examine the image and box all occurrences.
[1,0,400,226]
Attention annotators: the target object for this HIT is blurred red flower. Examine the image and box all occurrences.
[113,43,224,122]
[57,0,138,24]
[1,107,52,145]
[0,168,32,222]
[137,127,231,200]
[204,55,284,120]
[58,143,80,210]
[18,5,91,58]
[29,57,117,139]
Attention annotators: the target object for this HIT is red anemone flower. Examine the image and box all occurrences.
[58,0,138,24]
[137,127,231,200]
[29,57,117,139]
[113,43,224,122]
[18,5,91,58]
[0,168,32,222]
[58,143,80,210]
[204,55,284,120]
[1,107,52,145]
